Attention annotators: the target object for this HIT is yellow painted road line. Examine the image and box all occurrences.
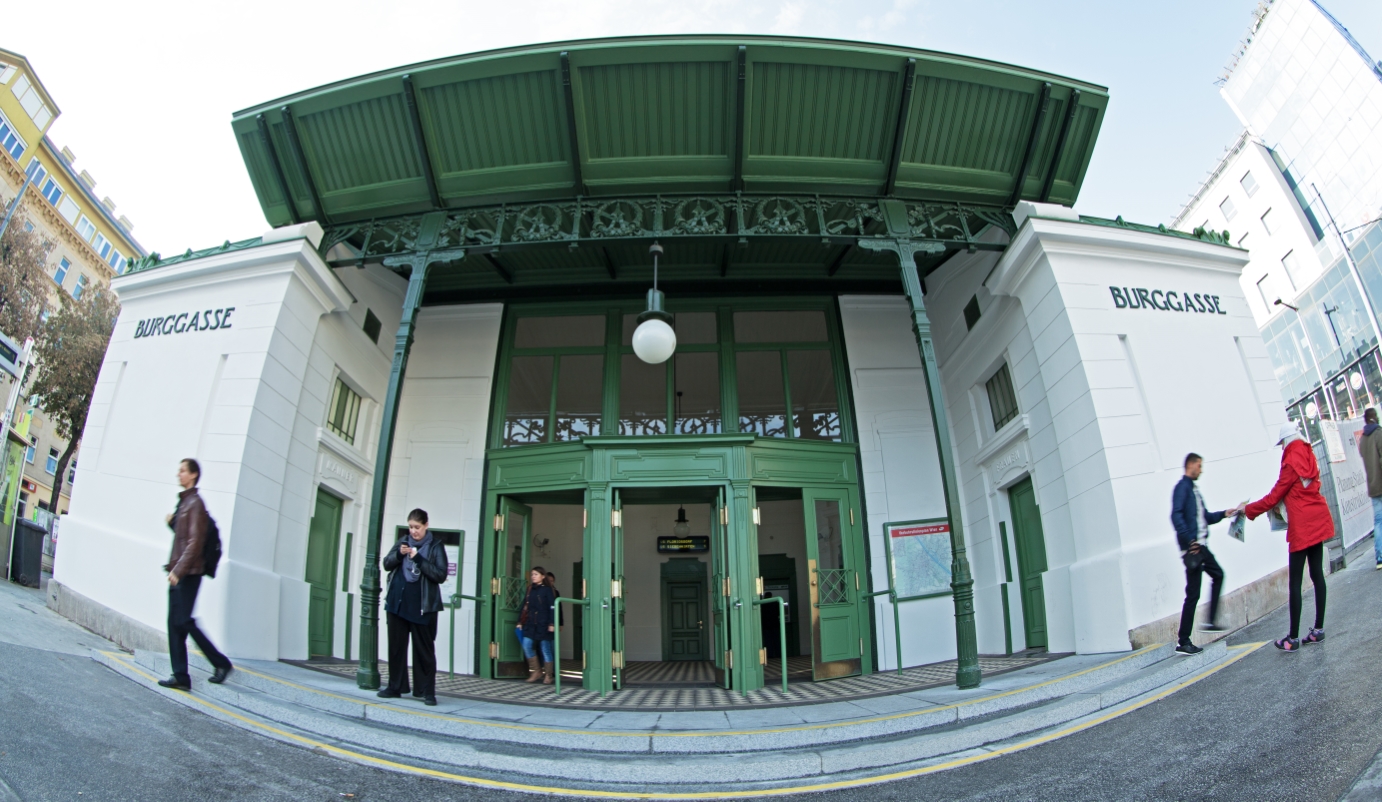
[154,644,1163,739]
[100,643,1261,800]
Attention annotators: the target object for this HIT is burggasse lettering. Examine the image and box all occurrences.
[1109,287,1226,314]
[134,307,235,338]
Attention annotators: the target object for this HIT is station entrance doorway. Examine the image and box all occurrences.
[481,437,870,695]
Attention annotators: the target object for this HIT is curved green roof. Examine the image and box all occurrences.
[232,35,1108,226]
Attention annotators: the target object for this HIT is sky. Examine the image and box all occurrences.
[16,0,1382,256]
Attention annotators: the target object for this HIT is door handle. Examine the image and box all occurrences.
[698,620,703,629]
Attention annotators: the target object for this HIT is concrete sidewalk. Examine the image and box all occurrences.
[94,636,1260,797]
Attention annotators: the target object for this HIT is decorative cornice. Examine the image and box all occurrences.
[974,413,1030,467]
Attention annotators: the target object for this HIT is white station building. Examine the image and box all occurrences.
[50,37,1293,695]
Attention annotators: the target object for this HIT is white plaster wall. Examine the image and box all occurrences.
[838,296,955,669]
[379,303,503,674]
[57,236,352,661]
[964,214,1286,653]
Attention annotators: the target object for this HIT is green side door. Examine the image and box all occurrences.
[612,489,625,689]
[492,497,532,676]
[1007,477,1049,650]
[804,487,862,680]
[665,580,707,660]
[306,489,344,657]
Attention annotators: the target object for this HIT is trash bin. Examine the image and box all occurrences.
[10,519,45,588]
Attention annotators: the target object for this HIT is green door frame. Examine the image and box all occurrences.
[478,434,868,695]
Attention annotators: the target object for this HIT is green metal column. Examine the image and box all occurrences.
[860,231,981,690]
[356,212,463,690]
[727,463,762,691]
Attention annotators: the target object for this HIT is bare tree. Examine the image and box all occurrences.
[30,286,119,510]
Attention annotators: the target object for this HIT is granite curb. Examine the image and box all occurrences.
[91,642,1239,791]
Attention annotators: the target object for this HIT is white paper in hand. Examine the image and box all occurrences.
[1268,503,1288,532]
[1228,513,1246,542]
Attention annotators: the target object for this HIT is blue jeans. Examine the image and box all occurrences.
[1373,496,1382,563]
[521,636,554,663]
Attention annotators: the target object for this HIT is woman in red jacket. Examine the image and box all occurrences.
[1244,422,1334,652]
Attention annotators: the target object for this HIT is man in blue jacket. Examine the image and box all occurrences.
[1171,453,1241,655]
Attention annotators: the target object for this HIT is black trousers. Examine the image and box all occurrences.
[1177,546,1224,642]
[1288,542,1327,639]
[168,574,230,683]
[385,612,438,698]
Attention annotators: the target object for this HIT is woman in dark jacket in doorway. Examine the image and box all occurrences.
[377,508,448,705]
[519,566,556,684]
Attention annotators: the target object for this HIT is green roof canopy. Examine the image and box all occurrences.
[232,35,1108,226]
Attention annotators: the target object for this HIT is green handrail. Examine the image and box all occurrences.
[447,593,483,677]
[752,596,789,694]
[552,596,590,696]
[862,588,902,675]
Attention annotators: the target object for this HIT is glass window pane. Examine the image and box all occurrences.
[620,354,666,435]
[734,310,827,343]
[503,356,553,446]
[622,313,638,346]
[674,312,717,344]
[675,352,722,434]
[814,499,845,570]
[554,354,603,440]
[515,315,605,348]
[1360,353,1382,413]
[986,363,1019,430]
[736,351,786,437]
[788,350,840,440]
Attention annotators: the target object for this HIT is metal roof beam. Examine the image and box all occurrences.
[884,59,917,196]
[483,253,515,284]
[1007,82,1052,207]
[559,52,588,196]
[827,245,853,277]
[720,245,730,277]
[732,46,748,192]
[1039,89,1081,203]
[402,75,444,210]
[256,114,301,225]
[602,247,617,280]
[280,106,328,224]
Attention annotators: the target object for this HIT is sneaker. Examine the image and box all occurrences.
[1303,628,1325,645]
[1199,622,1227,632]
[1175,641,1203,655]
[1274,637,1302,652]
[1375,561,1381,570]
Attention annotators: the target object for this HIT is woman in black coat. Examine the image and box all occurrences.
[377,508,448,705]
[519,566,556,684]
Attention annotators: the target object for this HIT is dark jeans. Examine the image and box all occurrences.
[385,612,438,698]
[1288,542,1327,639]
[1177,546,1224,642]
[168,574,230,683]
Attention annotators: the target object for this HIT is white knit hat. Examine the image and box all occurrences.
[1276,421,1301,444]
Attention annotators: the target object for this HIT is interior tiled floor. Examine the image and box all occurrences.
[290,651,1060,711]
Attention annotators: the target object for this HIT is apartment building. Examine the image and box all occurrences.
[0,46,145,515]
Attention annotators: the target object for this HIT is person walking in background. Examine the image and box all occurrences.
[1244,422,1335,652]
[158,459,232,691]
[520,566,556,684]
[1359,408,1382,570]
[377,509,447,705]
[1171,453,1240,656]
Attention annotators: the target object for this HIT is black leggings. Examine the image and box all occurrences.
[1288,542,1326,639]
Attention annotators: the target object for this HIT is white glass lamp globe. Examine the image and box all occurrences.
[632,318,677,364]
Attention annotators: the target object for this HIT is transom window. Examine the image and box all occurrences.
[986,363,1020,431]
[326,376,363,444]
[495,302,849,448]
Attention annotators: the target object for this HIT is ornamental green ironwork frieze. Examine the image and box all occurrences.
[315,194,1017,265]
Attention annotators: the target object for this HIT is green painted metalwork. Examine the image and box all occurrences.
[231,37,1108,225]
[355,212,461,690]
[752,595,788,694]
[487,299,855,453]
[552,596,590,696]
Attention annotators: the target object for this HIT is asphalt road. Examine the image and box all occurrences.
[0,561,1379,801]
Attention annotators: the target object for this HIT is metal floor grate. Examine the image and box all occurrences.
[288,653,1060,711]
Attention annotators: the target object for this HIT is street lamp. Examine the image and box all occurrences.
[632,242,675,364]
